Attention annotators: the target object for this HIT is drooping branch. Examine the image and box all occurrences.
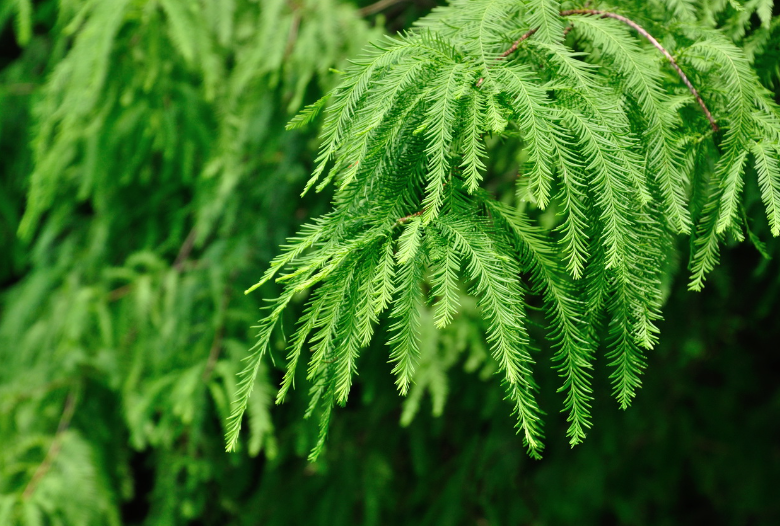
[557,9,720,132]
[490,9,719,131]
[478,10,718,132]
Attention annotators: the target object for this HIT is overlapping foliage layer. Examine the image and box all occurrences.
[1,0,780,524]
[228,0,780,459]
[1,0,379,523]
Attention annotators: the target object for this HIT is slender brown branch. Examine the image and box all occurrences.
[108,283,133,302]
[477,27,539,88]
[0,83,39,95]
[22,390,79,500]
[203,323,226,381]
[284,12,301,58]
[203,288,231,382]
[558,9,719,132]
[358,0,408,17]
[397,210,423,224]
[492,9,719,131]
[173,227,198,271]
[109,227,198,301]
[501,28,539,59]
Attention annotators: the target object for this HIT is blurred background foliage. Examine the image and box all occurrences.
[0,0,779,524]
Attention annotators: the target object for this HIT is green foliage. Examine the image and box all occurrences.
[229,0,780,460]
[1,0,379,524]
[2,0,780,524]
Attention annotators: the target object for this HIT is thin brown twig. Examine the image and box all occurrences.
[476,28,539,88]
[203,323,226,382]
[173,227,198,271]
[0,83,39,95]
[558,9,719,131]
[203,288,231,382]
[489,9,719,131]
[284,12,301,58]
[500,27,539,59]
[396,210,423,224]
[358,0,408,17]
[108,283,133,302]
[22,389,79,500]
[108,227,198,301]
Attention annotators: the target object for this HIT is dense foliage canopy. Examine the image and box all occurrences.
[1,0,779,525]
[225,0,780,461]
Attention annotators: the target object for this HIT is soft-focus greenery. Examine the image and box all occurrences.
[0,1,778,525]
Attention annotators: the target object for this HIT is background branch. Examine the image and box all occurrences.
[359,0,408,17]
[22,389,79,500]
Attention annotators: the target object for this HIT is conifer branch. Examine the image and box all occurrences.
[558,9,720,132]
[481,8,718,132]
[230,0,780,459]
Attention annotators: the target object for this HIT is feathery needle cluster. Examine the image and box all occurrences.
[228,0,780,459]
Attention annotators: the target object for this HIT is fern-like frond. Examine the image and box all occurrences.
[685,37,758,233]
[689,149,749,290]
[231,1,780,459]
[388,226,426,395]
[752,140,780,236]
[226,282,302,451]
[497,64,556,208]
[437,215,544,457]
[550,118,591,278]
[484,198,593,446]
[427,231,462,329]
[421,63,470,223]
[461,92,489,193]
[560,107,636,271]
[305,33,454,193]
[523,0,563,45]
[569,14,692,232]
